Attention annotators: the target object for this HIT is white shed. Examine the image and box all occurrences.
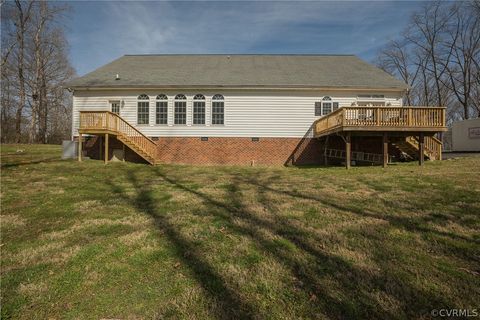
[452,118,480,152]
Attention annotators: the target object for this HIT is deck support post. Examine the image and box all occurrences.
[99,136,102,160]
[78,133,82,162]
[345,132,351,169]
[122,143,125,162]
[418,132,425,166]
[382,133,388,168]
[105,133,109,164]
[324,136,329,166]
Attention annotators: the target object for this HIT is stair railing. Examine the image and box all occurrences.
[406,136,442,160]
[79,111,157,161]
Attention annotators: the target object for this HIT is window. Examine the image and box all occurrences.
[358,94,385,99]
[357,94,386,106]
[174,94,187,125]
[322,96,333,115]
[137,94,149,125]
[315,97,339,116]
[111,101,120,115]
[212,94,224,125]
[156,94,168,125]
[193,94,206,125]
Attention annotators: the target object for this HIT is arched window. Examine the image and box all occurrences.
[137,94,149,125]
[211,94,224,125]
[193,94,206,125]
[156,94,168,125]
[315,96,339,116]
[322,96,333,115]
[174,94,187,125]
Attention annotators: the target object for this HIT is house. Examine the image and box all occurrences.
[66,54,447,167]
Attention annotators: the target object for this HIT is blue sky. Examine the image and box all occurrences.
[66,1,427,76]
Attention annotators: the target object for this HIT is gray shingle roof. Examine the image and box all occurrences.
[67,54,407,90]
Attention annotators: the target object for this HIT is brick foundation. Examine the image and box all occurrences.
[155,137,326,166]
[79,135,403,166]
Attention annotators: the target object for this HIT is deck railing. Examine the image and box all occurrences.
[79,111,157,160]
[314,106,446,136]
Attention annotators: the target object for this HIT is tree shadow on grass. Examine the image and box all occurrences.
[1,156,61,168]
[150,168,456,319]
[235,174,480,249]
[107,170,257,320]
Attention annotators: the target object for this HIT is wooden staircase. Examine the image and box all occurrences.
[391,136,442,161]
[79,111,158,165]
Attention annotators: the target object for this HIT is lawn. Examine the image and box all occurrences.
[1,144,479,319]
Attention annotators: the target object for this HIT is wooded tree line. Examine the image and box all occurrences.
[1,0,75,144]
[375,0,480,124]
[1,1,479,145]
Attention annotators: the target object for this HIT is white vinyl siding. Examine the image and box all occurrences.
[72,89,403,138]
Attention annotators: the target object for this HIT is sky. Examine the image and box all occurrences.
[65,1,427,76]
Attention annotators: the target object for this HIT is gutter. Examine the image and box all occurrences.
[64,85,408,92]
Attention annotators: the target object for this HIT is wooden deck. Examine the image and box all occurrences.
[78,111,157,164]
[314,106,447,168]
[314,106,447,137]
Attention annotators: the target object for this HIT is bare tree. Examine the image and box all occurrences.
[1,0,75,143]
[12,0,34,142]
[441,3,480,119]
[406,1,458,108]
[376,40,421,105]
[375,0,479,122]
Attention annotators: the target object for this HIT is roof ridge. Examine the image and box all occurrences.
[123,54,357,57]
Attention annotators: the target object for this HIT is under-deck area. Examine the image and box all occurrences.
[314,106,447,168]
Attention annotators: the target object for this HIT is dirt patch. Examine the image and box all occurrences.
[118,230,150,246]
[18,281,48,296]
[42,215,154,241]
[74,200,103,213]
[1,214,27,227]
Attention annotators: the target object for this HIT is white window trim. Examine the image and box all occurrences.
[109,100,121,115]
[174,94,188,126]
[211,95,225,126]
[356,94,386,106]
[137,94,150,126]
[192,94,206,126]
[155,95,168,126]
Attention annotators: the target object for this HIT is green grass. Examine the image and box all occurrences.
[1,144,479,319]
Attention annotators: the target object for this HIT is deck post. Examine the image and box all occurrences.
[382,133,388,168]
[105,133,109,164]
[345,132,351,169]
[418,133,425,166]
[122,143,125,162]
[324,136,329,166]
[78,133,82,162]
[438,141,442,161]
[99,136,102,160]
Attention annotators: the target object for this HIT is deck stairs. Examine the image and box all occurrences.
[391,136,442,161]
[79,111,158,165]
